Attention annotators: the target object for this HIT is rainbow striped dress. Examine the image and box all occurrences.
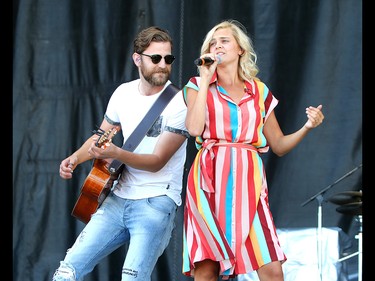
[182,74,287,279]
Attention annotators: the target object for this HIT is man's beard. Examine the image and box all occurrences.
[140,67,170,86]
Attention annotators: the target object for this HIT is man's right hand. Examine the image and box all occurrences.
[59,156,77,179]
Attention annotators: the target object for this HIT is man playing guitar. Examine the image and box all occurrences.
[53,26,189,281]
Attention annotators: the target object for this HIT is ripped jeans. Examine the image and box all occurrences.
[52,191,177,281]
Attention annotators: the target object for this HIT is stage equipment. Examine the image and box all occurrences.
[301,164,362,281]
[329,190,362,281]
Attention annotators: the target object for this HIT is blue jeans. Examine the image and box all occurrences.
[52,191,177,281]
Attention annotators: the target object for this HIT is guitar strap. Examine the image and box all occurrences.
[108,83,180,174]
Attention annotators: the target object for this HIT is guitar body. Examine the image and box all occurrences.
[71,127,123,223]
[71,159,122,223]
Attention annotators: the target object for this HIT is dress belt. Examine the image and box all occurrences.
[199,139,265,193]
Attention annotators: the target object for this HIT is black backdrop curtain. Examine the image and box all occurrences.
[13,0,363,280]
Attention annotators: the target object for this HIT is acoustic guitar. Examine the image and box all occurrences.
[71,127,122,223]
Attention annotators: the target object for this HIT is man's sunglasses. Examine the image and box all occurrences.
[139,53,175,65]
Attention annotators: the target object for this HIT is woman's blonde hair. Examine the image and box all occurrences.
[200,19,259,81]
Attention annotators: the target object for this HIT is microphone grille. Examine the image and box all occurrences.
[194,58,203,66]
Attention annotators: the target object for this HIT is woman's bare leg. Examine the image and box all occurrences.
[257,261,284,281]
[193,259,220,281]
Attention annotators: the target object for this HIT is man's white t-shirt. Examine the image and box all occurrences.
[104,79,188,206]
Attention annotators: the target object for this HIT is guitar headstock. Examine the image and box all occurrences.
[95,127,118,148]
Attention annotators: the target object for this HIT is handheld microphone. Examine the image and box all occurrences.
[194,57,214,66]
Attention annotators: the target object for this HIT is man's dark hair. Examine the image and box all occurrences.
[133,26,173,54]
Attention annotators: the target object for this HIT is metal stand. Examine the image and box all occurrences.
[301,164,362,281]
[314,194,324,281]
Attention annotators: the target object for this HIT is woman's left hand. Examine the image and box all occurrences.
[304,104,324,129]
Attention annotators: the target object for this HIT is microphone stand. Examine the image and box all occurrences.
[300,164,362,281]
